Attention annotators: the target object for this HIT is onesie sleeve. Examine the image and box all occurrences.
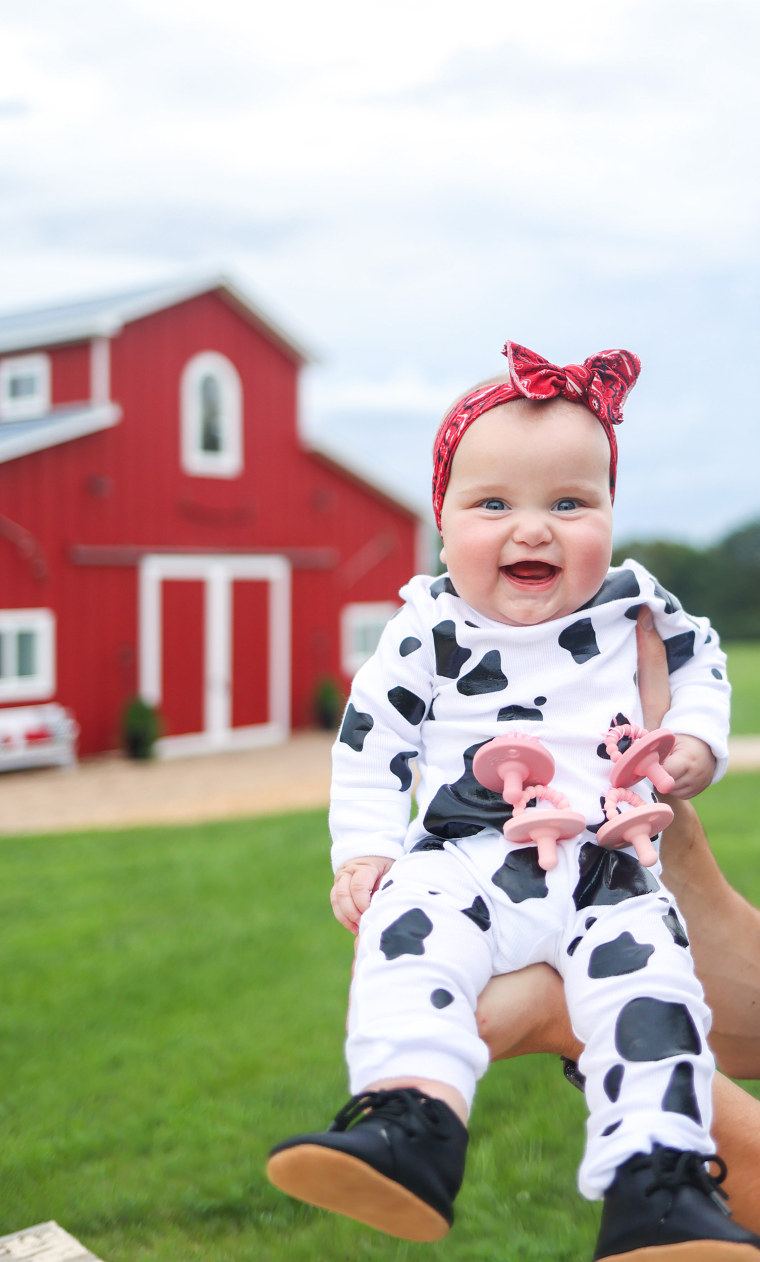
[629,561,731,782]
[329,581,435,871]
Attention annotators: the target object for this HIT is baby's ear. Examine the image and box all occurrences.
[439,541,447,567]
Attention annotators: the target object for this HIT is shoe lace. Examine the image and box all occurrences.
[328,1088,455,1141]
[636,1148,732,1218]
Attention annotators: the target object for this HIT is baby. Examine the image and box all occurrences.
[268,343,760,1259]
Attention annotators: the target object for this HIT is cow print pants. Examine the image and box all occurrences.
[346,838,715,1199]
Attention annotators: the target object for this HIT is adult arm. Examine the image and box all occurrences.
[636,604,760,1077]
[477,609,760,1073]
[475,608,760,1229]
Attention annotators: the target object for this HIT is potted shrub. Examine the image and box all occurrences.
[121,695,162,760]
[312,675,344,730]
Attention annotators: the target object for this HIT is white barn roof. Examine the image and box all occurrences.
[0,272,315,362]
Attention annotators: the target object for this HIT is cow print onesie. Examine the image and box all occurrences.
[331,560,730,1199]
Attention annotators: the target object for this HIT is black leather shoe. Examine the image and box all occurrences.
[266,1087,468,1241]
[594,1145,760,1259]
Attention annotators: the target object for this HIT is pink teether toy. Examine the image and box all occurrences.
[503,784,586,872]
[597,786,674,867]
[604,723,676,795]
[473,734,555,806]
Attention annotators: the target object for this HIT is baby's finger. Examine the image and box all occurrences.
[349,866,379,915]
[330,875,360,933]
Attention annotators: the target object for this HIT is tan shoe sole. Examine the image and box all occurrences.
[267,1143,451,1241]
[601,1243,760,1260]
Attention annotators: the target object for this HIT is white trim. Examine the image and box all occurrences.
[0,608,56,701]
[304,432,428,522]
[0,312,123,354]
[0,353,50,421]
[90,337,111,404]
[0,272,315,362]
[206,562,231,739]
[180,351,243,478]
[0,402,121,464]
[341,601,396,676]
[138,553,291,757]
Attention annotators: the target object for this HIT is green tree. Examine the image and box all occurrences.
[614,517,760,641]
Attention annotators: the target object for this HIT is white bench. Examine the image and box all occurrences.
[0,703,79,772]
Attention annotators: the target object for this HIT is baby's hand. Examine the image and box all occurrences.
[661,734,716,799]
[331,856,395,934]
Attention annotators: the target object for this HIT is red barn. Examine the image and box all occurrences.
[0,274,428,759]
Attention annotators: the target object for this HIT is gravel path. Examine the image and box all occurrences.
[0,732,334,836]
[0,732,757,837]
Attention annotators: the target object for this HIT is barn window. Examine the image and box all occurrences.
[341,602,396,676]
[0,609,55,701]
[180,351,243,477]
[0,354,51,422]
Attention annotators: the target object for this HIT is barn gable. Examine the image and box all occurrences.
[0,273,313,468]
[0,273,425,760]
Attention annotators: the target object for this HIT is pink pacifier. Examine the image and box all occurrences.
[603,723,676,794]
[472,734,555,805]
[597,786,674,867]
[473,735,585,871]
[502,783,586,872]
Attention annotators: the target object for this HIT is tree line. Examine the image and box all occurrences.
[613,517,760,641]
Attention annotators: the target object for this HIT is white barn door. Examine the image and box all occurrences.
[138,554,291,757]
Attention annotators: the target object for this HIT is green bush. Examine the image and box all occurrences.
[121,695,162,759]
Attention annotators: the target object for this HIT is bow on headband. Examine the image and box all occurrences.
[431,341,641,532]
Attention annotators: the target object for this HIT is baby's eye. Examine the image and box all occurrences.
[553,497,580,512]
[481,497,509,511]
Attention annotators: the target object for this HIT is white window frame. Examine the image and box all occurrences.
[0,609,56,701]
[180,351,243,478]
[341,602,396,676]
[0,354,51,422]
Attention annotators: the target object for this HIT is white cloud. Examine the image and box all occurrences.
[0,0,757,542]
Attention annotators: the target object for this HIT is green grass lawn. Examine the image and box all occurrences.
[0,779,758,1261]
[725,641,760,735]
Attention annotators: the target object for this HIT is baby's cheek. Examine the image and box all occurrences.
[573,531,612,595]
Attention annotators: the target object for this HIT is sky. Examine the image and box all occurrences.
[1,0,759,547]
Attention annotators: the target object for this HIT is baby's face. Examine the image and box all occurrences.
[439,398,614,626]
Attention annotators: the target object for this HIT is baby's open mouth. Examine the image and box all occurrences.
[503,561,559,585]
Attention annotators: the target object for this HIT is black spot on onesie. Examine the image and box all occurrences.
[457,650,508,696]
[615,997,702,1061]
[588,932,655,978]
[339,703,374,751]
[432,620,472,678]
[423,742,512,840]
[662,1062,702,1124]
[387,686,426,725]
[573,843,659,911]
[491,849,549,903]
[390,750,418,791]
[558,618,600,664]
[380,909,433,960]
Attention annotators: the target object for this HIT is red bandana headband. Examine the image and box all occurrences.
[431,341,641,533]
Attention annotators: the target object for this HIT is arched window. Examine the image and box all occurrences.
[180,352,243,477]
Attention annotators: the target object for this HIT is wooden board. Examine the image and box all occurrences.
[0,1222,103,1261]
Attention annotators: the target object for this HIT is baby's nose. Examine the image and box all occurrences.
[511,509,552,545]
